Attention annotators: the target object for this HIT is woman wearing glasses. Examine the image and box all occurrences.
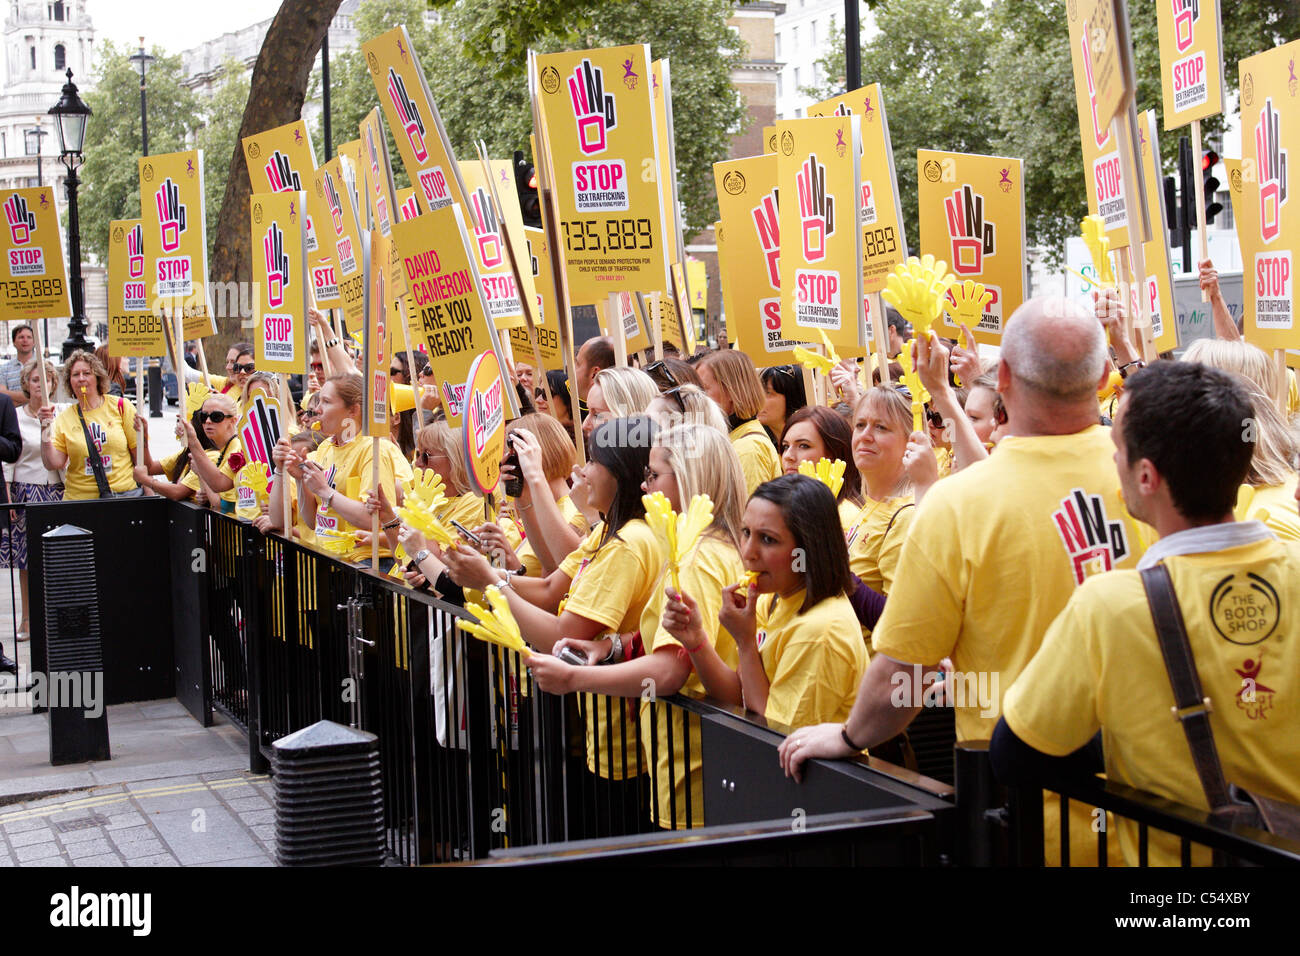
[134,393,244,510]
[212,343,256,403]
[697,350,781,496]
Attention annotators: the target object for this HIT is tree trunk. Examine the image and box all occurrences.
[207,0,342,363]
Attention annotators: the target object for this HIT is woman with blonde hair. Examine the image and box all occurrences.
[697,349,781,494]
[39,349,142,499]
[583,366,658,444]
[135,391,244,509]
[645,383,730,435]
[526,423,747,829]
[845,386,915,601]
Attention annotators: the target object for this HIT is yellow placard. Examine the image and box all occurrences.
[777,115,865,353]
[0,186,70,322]
[359,108,405,299]
[508,225,565,369]
[461,349,508,496]
[366,228,391,436]
[535,44,672,305]
[1076,0,1127,137]
[807,84,909,295]
[309,157,366,330]
[714,154,796,361]
[670,261,697,356]
[1137,111,1179,353]
[251,192,308,375]
[107,219,165,356]
[241,121,323,276]
[918,149,1026,345]
[1067,1,1137,250]
[338,138,367,228]
[395,186,422,224]
[1156,0,1226,129]
[1225,157,1256,275]
[391,202,511,428]
[762,126,777,155]
[459,160,529,329]
[140,150,216,338]
[1239,40,1300,350]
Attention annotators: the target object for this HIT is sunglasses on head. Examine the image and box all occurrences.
[198,410,232,424]
[232,362,256,374]
[663,385,687,413]
[645,360,679,392]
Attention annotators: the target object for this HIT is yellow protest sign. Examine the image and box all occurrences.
[251,191,308,374]
[508,226,565,368]
[140,150,215,337]
[459,160,529,329]
[777,115,865,353]
[1067,1,1138,250]
[461,349,508,496]
[1239,40,1300,350]
[535,44,672,306]
[1157,0,1226,128]
[0,186,70,322]
[1075,0,1128,136]
[763,126,777,155]
[241,120,323,281]
[391,202,513,427]
[309,156,366,330]
[671,261,697,356]
[366,228,391,436]
[107,219,165,356]
[338,138,367,226]
[1137,111,1179,353]
[714,154,797,361]
[807,84,909,295]
[395,187,422,224]
[652,61,679,267]
[918,149,1025,345]
[1225,157,1256,274]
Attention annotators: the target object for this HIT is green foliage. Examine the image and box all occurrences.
[79,40,201,264]
[325,0,744,234]
[197,61,252,263]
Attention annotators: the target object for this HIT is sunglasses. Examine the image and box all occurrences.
[662,385,687,413]
[645,360,679,392]
[231,362,256,374]
[310,362,324,373]
[643,465,674,483]
[198,411,232,424]
[390,368,403,377]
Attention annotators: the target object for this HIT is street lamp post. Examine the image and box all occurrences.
[128,37,153,157]
[48,69,92,360]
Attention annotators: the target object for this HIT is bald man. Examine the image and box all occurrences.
[780,297,1150,774]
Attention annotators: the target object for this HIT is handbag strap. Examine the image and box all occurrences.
[75,404,113,498]
[1139,563,1234,810]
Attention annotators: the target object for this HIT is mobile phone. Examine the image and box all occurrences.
[556,647,588,666]
[502,441,523,498]
[450,519,482,548]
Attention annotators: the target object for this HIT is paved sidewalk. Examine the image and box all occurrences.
[0,694,277,867]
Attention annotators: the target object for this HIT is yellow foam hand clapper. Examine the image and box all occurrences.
[314,528,357,556]
[897,339,930,433]
[943,279,993,330]
[882,255,956,338]
[797,457,847,498]
[643,491,714,594]
[388,542,411,581]
[396,471,455,547]
[1080,215,1115,288]
[243,461,271,503]
[185,382,215,418]
[792,344,835,376]
[404,469,447,510]
[462,586,530,656]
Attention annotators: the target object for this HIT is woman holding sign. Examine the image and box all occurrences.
[39,350,142,500]
[697,351,780,496]
[134,394,243,511]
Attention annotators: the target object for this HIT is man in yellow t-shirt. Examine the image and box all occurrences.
[779,297,1147,770]
[996,361,1300,866]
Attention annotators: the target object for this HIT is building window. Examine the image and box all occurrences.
[776,74,783,98]
[1,132,6,158]
[775,33,781,58]
[795,108,803,118]
[50,1,65,20]
[794,66,800,89]
[811,20,817,45]
[54,43,65,70]
[29,45,36,70]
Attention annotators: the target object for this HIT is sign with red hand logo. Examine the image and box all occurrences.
[460,349,508,497]
[366,228,391,436]
[140,149,215,337]
[251,191,308,374]
[309,157,366,329]
[0,186,70,322]
[1136,111,1179,353]
[1157,0,1226,128]
[108,218,164,356]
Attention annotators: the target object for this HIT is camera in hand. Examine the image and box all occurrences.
[556,647,588,666]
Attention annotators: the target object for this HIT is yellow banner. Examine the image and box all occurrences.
[309,156,366,331]
[0,186,71,322]
[777,115,864,353]
[459,160,529,329]
[1156,0,1226,128]
[1067,1,1136,250]
[1137,111,1179,353]
[918,149,1026,345]
[140,150,216,337]
[508,226,565,369]
[107,219,165,356]
[359,108,405,299]
[807,84,909,295]
[1239,40,1300,350]
[714,153,797,361]
[535,44,672,305]
[251,192,308,375]
[366,228,391,436]
[391,202,510,428]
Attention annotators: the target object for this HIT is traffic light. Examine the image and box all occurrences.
[1202,149,1224,224]
[514,149,541,227]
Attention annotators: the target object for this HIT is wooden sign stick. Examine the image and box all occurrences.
[278,372,294,535]
[1191,118,1209,303]
[605,293,628,367]
[1274,350,1288,415]
[649,291,664,361]
[869,291,891,386]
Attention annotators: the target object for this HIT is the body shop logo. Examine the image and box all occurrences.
[796,154,834,261]
[3,193,35,245]
[469,187,503,268]
[387,68,428,162]
[1052,488,1130,584]
[1171,0,1199,53]
[264,221,288,308]
[1256,99,1288,243]
[944,184,995,275]
[751,189,780,289]
[470,378,503,456]
[154,177,187,252]
[569,59,616,155]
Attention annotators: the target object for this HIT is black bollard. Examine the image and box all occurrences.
[147,359,163,418]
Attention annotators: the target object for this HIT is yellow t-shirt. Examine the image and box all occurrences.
[872,425,1147,744]
[638,533,744,828]
[440,489,487,531]
[934,446,954,478]
[729,419,781,497]
[560,518,665,780]
[846,494,915,596]
[161,438,241,505]
[235,466,268,520]
[755,589,868,729]
[209,374,244,406]
[837,496,863,532]
[309,435,414,563]
[558,523,603,580]
[51,398,139,498]
[503,495,589,578]
[1003,536,1300,867]
[1234,476,1300,542]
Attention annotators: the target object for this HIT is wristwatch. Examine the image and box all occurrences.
[600,633,623,665]
[413,549,431,566]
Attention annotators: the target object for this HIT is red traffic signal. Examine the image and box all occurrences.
[1202,149,1220,172]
